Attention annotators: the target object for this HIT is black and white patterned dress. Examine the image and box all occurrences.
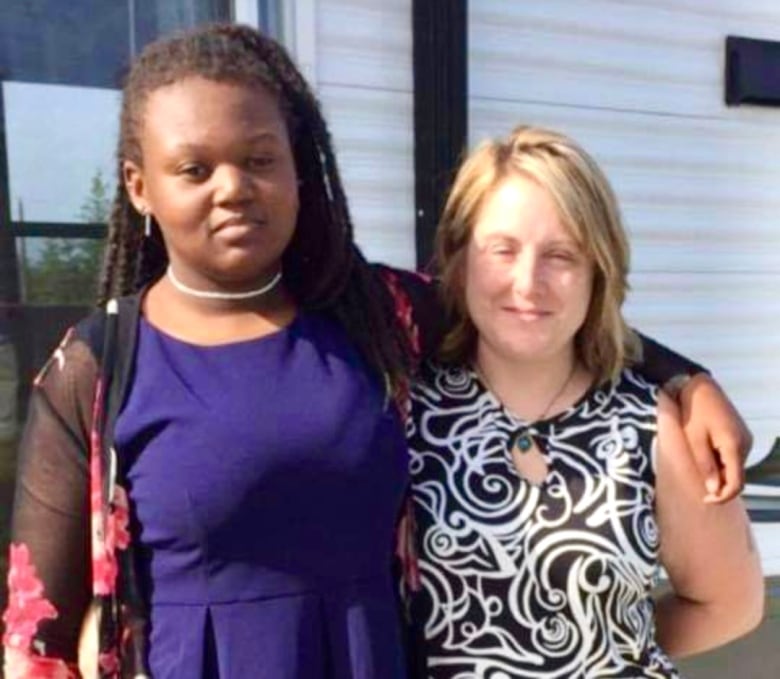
[408,362,679,679]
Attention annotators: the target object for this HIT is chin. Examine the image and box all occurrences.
[493,345,548,365]
[207,263,278,288]
[494,336,572,364]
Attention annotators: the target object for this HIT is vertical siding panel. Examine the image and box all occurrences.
[315,0,415,268]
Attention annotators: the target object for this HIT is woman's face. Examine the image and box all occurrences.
[124,76,299,291]
[464,173,594,367]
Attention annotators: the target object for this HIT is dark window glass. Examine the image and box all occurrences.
[0,0,232,88]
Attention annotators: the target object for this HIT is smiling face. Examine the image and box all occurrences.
[123,76,299,291]
[464,172,594,367]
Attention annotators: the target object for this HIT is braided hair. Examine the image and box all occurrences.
[99,23,414,390]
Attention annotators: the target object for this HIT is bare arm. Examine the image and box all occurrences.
[654,391,764,658]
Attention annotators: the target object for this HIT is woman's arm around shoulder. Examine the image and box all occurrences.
[654,391,764,659]
[636,332,752,502]
[3,327,97,678]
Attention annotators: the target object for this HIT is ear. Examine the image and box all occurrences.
[123,159,148,214]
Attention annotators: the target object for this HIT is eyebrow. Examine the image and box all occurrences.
[546,238,580,247]
[480,234,581,249]
[167,133,283,154]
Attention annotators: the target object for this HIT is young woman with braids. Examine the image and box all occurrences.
[2,24,751,679]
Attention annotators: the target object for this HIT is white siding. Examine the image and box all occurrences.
[471,0,780,117]
[315,0,415,268]
[470,0,780,467]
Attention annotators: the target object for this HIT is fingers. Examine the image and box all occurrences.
[686,429,724,502]
[704,438,748,504]
[678,373,752,504]
[685,425,747,504]
[706,414,752,503]
[716,458,745,503]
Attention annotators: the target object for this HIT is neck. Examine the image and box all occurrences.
[161,265,289,314]
[144,273,297,346]
[475,344,583,421]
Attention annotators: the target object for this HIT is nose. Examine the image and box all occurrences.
[511,250,543,297]
[213,164,252,204]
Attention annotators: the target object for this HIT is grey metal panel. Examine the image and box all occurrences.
[320,83,415,269]
[470,99,780,274]
[315,0,415,267]
[317,0,412,91]
[470,0,780,117]
[626,270,780,470]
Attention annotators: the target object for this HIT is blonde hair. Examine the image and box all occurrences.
[435,125,641,383]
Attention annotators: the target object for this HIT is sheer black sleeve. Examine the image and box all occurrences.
[635,331,708,386]
[4,330,95,672]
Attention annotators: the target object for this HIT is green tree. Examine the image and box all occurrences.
[78,169,111,224]
[24,170,109,305]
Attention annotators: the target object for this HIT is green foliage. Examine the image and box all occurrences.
[78,170,112,223]
[23,170,109,306]
[24,238,104,305]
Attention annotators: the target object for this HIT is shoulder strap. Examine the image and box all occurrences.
[103,295,142,461]
[75,298,141,435]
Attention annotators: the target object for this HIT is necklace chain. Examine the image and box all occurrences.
[475,360,578,422]
[166,266,282,301]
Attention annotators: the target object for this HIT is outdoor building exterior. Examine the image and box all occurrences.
[1,1,778,676]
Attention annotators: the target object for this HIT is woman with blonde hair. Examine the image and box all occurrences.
[407,126,764,677]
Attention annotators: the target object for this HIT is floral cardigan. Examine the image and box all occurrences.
[2,265,699,678]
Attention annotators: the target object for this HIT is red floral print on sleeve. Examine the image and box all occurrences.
[88,380,130,598]
[90,460,131,597]
[2,544,79,678]
[98,649,120,675]
[2,543,58,651]
[381,270,424,357]
[90,478,131,596]
[3,648,78,679]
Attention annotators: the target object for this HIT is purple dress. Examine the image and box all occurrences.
[114,313,409,678]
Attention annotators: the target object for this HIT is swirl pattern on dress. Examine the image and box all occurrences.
[408,364,679,678]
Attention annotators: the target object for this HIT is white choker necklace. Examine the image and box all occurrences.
[166,266,283,301]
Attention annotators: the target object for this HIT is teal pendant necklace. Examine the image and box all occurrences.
[475,362,578,454]
[514,431,535,453]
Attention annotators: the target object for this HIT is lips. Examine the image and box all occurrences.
[210,217,268,244]
[503,307,551,321]
[213,215,266,233]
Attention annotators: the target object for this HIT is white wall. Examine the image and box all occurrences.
[469,0,780,470]
[314,0,415,269]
